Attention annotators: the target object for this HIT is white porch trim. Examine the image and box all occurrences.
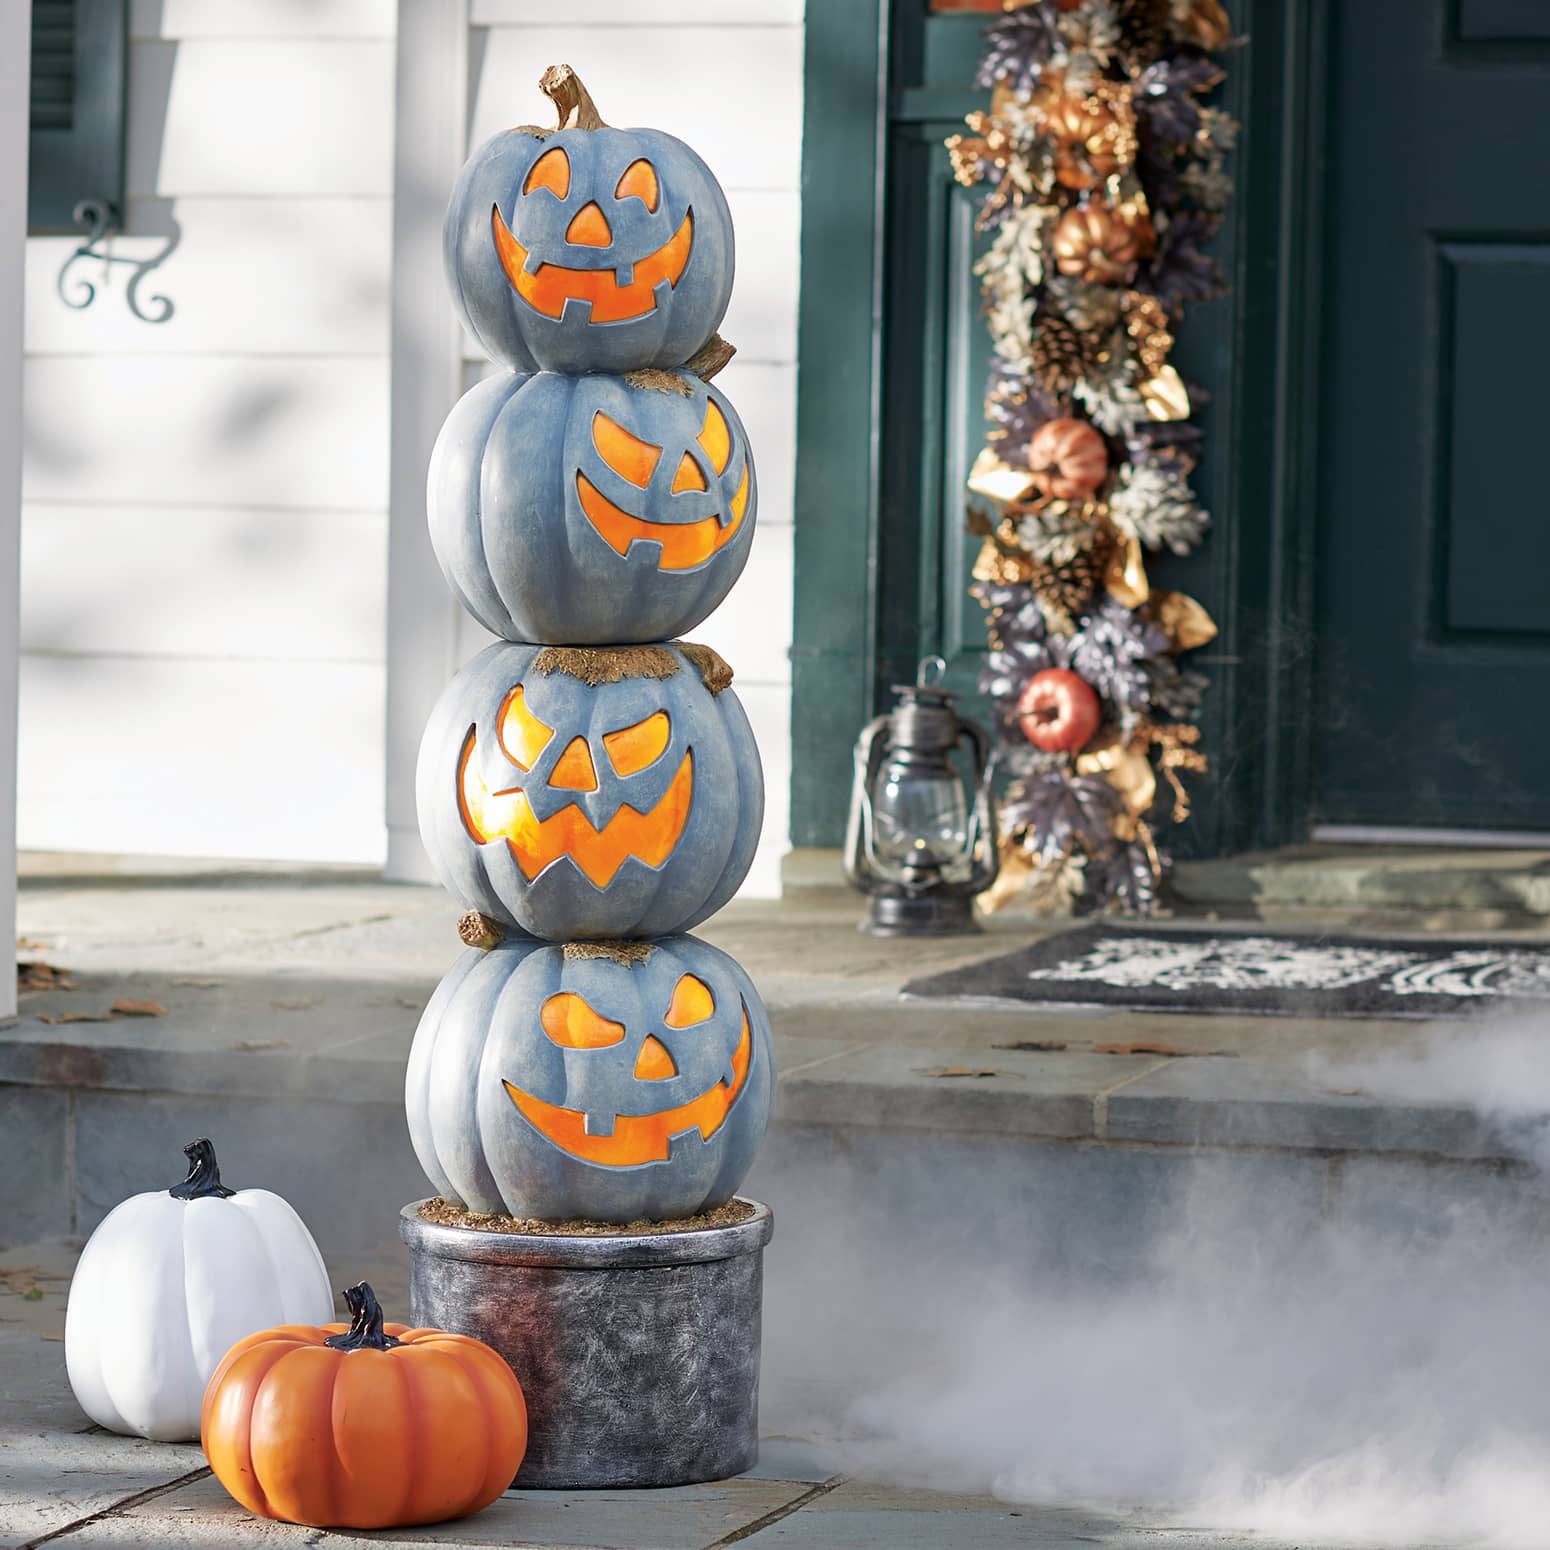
[0,4,31,1015]
[384,0,470,883]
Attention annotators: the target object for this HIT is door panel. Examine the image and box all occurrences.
[1312,0,1550,829]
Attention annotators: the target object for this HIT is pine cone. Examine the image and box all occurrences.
[1028,311,1093,393]
[1030,546,1102,632]
[1114,0,1168,72]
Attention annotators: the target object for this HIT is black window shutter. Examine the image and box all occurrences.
[28,0,128,234]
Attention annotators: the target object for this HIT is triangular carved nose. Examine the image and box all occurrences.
[634,1035,677,1081]
[566,201,612,246]
[550,735,598,790]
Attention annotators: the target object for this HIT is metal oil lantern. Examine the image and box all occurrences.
[843,657,999,936]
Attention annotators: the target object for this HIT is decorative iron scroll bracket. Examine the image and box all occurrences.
[56,199,177,324]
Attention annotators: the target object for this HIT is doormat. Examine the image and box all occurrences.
[902,924,1550,1019]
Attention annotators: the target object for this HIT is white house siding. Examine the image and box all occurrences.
[461,0,803,896]
[17,0,397,864]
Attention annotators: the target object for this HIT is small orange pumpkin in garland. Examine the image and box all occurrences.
[202,1282,527,1529]
[1028,417,1109,500]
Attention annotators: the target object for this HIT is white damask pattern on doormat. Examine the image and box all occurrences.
[903,924,1550,1015]
[1024,935,1550,999]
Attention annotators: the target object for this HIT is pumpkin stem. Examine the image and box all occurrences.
[168,1137,236,1201]
[539,64,607,132]
[684,334,736,383]
[458,911,504,952]
[324,1282,403,1351]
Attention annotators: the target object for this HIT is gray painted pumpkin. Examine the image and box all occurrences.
[428,369,756,645]
[445,69,733,376]
[406,935,774,1222]
[417,642,762,940]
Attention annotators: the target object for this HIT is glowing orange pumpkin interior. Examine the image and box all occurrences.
[491,174,693,322]
[576,401,748,570]
[504,977,752,1166]
[459,692,693,887]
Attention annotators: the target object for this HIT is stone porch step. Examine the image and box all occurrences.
[6,859,1550,1277]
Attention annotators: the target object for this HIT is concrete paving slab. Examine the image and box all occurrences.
[775,1038,1160,1141]
[0,1410,204,1549]
[1105,1055,1515,1160]
[0,1093,69,1244]
[1172,843,1550,922]
[102,1469,819,1550]
[70,1090,423,1246]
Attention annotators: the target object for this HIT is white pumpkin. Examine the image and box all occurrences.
[65,1139,334,1441]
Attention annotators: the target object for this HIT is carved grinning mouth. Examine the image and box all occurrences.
[459,727,694,888]
[491,204,694,323]
[576,462,749,570]
[502,1007,753,1167]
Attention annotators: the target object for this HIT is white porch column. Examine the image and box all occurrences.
[384,0,470,882]
[0,5,30,1016]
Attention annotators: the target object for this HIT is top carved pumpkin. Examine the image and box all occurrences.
[446,66,734,375]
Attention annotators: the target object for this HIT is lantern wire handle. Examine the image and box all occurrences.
[916,655,947,688]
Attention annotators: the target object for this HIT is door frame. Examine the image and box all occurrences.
[789,0,1332,859]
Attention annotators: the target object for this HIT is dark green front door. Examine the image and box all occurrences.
[1311,1,1550,831]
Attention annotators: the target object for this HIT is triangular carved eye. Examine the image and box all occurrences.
[697,399,732,476]
[542,992,624,1048]
[665,974,715,1027]
[592,411,661,489]
[524,146,570,200]
[497,686,554,771]
[615,158,659,211]
[604,712,670,776]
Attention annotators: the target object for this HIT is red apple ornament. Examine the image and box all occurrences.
[1018,669,1101,753]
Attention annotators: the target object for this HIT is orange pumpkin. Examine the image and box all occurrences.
[202,1282,527,1529]
[1046,97,1124,191]
[1051,200,1148,287]
[1029,418,1108,500]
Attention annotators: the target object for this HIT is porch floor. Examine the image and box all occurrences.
[7,856,1550,1548]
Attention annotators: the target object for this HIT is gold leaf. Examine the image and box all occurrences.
[1149,590,1218,652]
[1172,0,1234,51]
[1104,533,1150,607]
[1077,737,1157,820]
[1142,364,1191,422]
[968,445,1038,505]
[978,841,1033,915]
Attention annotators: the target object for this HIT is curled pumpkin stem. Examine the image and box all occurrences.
[685,334,736,383]
[324,1282,402,1351]
[458,911,504,952]
[539,64,606,132]
[169,1137,235,1201]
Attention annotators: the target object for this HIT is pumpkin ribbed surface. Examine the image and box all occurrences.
[202,1322,527,1529]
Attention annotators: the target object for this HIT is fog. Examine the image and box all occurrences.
[762,1014,1550,1546]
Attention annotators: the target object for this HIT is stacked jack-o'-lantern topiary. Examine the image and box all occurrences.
[401,65,775,1490]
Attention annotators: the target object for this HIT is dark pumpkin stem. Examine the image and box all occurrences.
[458,911,504,952]
[685,334,737,383]
[168,1138,235,1201]
[324,1282,402,1351]
[539,64,607,131]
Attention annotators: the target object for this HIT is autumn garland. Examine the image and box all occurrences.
[948,0,1236,915]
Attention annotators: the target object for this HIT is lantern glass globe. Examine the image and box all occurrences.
[871,764,969,881]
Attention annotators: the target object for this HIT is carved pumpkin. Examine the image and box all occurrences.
[445,66,734,375]
[429,368,755,645]
[1051,200,1148,286]
[417,641,762,940]
[1028,417,1108,500]
[65,1139,333,1442]
[407,934,773,1222]
[202,1282,526,1529]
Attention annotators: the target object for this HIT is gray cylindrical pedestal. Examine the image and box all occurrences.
[399,1199,774,1490]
